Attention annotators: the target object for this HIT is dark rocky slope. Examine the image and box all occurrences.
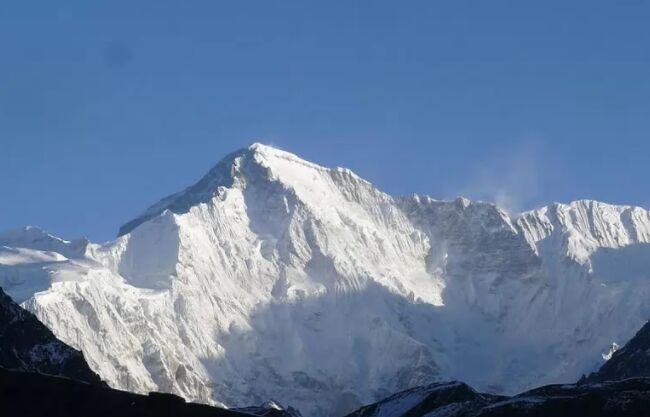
[0,367,252,417]
[583,320,650,383]
[0,287,101,383]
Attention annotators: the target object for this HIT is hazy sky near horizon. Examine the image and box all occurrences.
[1,1,649,241]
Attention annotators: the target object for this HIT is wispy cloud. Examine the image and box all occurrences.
[449,138,545,215]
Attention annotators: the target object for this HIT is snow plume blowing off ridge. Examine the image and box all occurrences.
[2,143,650,417]
[450,139,546,215]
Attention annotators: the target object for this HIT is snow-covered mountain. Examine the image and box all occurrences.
[2,143,650,416]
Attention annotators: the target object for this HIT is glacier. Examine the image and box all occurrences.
[2,143,650,416]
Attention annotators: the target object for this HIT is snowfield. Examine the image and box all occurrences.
[2,143,650,417]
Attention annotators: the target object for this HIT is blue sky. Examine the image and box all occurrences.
[1,1,649,241]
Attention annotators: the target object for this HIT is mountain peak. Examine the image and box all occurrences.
[118,143,368,236]
[118,143,331,236]
[247,141,279,154]
[244,142,331,174]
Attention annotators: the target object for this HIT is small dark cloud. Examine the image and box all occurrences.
[103,41,134,68]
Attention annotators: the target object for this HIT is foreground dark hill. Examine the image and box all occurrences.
[0,367,251,417]
[343,382,502,417]
[0,287,100,384]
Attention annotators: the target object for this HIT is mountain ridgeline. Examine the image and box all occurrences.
[2,143,650,416]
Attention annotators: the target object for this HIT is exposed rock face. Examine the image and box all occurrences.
[2,144,650,416]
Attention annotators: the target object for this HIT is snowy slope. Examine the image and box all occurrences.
[2,143,650,416]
